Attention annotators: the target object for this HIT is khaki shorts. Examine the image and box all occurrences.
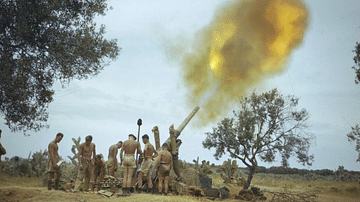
[106,157,115,171]
[140,158,153,175]
[122,154,136,169]
[48,160,61,173]
[158,164,171,177]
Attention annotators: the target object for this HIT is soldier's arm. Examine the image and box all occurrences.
[92,143,96,161]
[137,143,142,157]
[155,153,162,171]
[119,147,124,165]
[152,146,158,159]
[113,147,118,169]
[0,143,6,155]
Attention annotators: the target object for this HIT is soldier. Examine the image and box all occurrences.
[107,141,122,177]
[47,132,64,190]
[92,154,106,192]
[0,130,6,174]
[137,134,158,193]
[120,134,141,196]
[74,135,96,192]
[156,143,173,196]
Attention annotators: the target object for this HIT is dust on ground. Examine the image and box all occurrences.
[1,176,360,202]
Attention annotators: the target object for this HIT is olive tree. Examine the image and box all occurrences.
[348,42,360,162]
[203,89,314,190]
[352,42,360,84]
[0,0,120,133]
[347,125,360,162]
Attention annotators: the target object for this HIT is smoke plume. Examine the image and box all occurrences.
[180,0,309,126]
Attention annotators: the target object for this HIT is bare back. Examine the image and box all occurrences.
[122,140,140,155]
[108,145,118,159]
[160,150,172,165]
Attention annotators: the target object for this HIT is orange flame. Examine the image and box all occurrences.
[180,0,309,126]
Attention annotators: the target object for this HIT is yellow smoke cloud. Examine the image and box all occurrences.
[180,0,309,126]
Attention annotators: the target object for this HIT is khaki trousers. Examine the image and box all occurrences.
[74,160,92,191]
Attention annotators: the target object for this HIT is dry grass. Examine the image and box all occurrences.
[251,173,360,199]
[2,172,360,201]
[0,175,44,187]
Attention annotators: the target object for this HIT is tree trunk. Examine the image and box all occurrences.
[243,166,256,190]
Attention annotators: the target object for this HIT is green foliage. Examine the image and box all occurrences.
[352,42,360,84]
[193,157,199,170]
[203,89,314,189]
[178,159,189,172]
[347,124,360,162]
[0,0,120,133]
[67,136,81,167]
[216,159,238,183]
[198,160,213,178]
[1,150,49,178]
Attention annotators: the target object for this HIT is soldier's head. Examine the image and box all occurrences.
[117,141,123,148]
[55,132,64,143]
[142,134,149,144]
[85,135,93,145]
[95,154,102,164]
[129,134,136,141]
[162,143,169,150]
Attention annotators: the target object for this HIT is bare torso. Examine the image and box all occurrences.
[48,140,59,161]
[79,142,95,161]
[143,142,157,160]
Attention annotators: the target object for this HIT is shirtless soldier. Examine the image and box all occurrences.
[120,134,141,196]
[156,143,173,195]
[47,132,64,190]
[107,141,122,177]
[138,134,158,193]
[74,135,96,192]
[92,155,106,192]
[0,130,6,174]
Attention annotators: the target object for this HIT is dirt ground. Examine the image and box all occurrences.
[1,176,360,202]
[1,186,360,202]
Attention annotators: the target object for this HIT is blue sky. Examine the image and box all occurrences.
[1,0,360,171]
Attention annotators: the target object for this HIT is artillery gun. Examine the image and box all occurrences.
[137,106,200,193]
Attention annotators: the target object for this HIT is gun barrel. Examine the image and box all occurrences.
[162,106,200,146]
[175,106,200,138]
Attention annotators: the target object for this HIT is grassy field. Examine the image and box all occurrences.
[1,174,360,202]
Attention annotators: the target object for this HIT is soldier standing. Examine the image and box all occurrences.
[74,135,96,192]
[137,134,158,193]
[107,141,122,177]
[156,143,173,195]
[0,130,7,174]
[47,132,64,190]
[120,134,141,196]
[92,154,106,192]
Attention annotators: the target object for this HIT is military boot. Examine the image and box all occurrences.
[121,187,127,196]
[47,180,52,190]
[54,179,59,190]
[127,188,132,196]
